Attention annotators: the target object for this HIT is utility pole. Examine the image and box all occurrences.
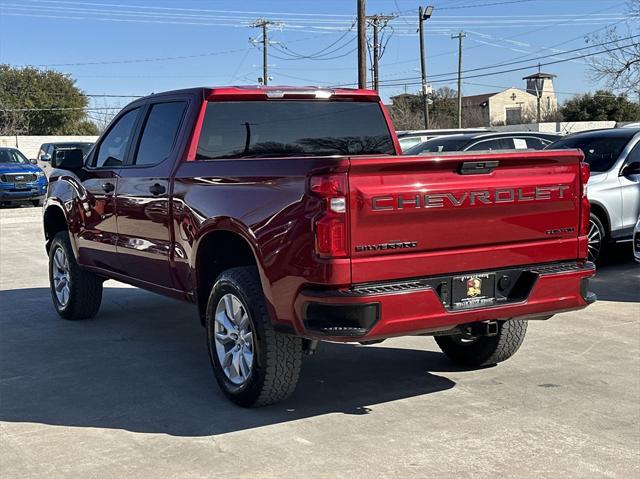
[366,14,395,91]
[452,31,466,128]
[418,6,434,129]
[372,19,380,90]
[536,63,542,123]
[252,19,276,85]
[357,0,367,89]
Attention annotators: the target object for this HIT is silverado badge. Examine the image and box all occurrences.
[466,277,482,297]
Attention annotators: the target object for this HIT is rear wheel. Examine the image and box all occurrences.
[49,231,103,320]
[435,320,527,367]
[588,213,606,262]
[206,267,303,407]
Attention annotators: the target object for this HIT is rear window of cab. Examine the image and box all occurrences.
[195,100,395,159]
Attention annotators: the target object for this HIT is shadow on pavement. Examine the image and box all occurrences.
[0,287,455,437]
[590,243,639,303]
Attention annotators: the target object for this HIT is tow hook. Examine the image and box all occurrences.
[463,320,499,337]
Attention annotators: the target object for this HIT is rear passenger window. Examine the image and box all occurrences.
[467,138,514,151]
[94,108,140,168]
[524,137,548,150]
[133,102,187,166]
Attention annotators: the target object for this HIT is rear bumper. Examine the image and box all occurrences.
[294,261,596,341]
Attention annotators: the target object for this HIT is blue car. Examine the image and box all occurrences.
[0,147,48,207]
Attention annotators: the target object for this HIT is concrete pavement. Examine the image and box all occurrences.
[1,206,639,478]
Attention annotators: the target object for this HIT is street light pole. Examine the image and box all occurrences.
[418,6,434,129]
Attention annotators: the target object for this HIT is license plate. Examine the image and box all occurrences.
[14,182,28,190]
[451,273,496,310]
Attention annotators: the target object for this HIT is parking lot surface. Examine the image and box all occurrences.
[1,207,639,478]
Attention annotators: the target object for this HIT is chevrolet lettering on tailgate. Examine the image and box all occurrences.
[371,185,571,211]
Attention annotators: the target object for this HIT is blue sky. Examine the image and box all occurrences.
[0,0,635,112]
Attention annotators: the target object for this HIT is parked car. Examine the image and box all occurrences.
[404,131,561,155]
[36,142,94,174]
[43,86,595,407]
[397,128,491,152]
[546,128,640,262]
[634,217,640,263]
[0,147,48,207]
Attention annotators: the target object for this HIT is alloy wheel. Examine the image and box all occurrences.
[587,219,602,262]
[52,246,71,307]
[213,293,255,385]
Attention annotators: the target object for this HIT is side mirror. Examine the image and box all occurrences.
[621,161,640,177]
[29,158,38,165]
[52,148,84,170]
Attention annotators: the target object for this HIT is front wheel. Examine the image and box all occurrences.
[435,320,527,368]
[206,267,303,407]
[49,231,103,320]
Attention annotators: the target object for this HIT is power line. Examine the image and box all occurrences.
[382,1,629,67]
[336,42,639,88]
[463,81,636,97]
[23,0,356,18]
[17,47,248,67]
[338,34,639,87]
[0,106,126,112]
[270,22,356,60]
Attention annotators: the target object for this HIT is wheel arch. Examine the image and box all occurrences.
[193,223,271,325]
[43,203,69,253]
[589,201,610,239]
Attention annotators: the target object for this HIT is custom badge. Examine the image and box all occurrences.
[466,277,482,297]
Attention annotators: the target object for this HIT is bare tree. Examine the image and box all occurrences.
[521,102,563,124]
[0,110,29,136]
[588,0,640,96]
[388,95,424,130]
[84,97,119,133]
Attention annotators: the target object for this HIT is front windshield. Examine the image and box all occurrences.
[0,149,29,164]
[58,143,93,157]
[548,135,631,172]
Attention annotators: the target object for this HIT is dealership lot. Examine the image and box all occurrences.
[1,207,638,478]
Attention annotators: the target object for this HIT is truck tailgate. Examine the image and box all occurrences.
[348,150,584,283]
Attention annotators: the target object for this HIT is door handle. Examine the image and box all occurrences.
[149,183,166,196]
[102,182,115,193]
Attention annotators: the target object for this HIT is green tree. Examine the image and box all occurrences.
[561,90,640,122]
[0,65,99,135]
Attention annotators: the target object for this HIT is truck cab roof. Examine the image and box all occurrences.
[142,86,379,102]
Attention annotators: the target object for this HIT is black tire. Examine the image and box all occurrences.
[588,213,607,263]
[206,266,303,407]
[32,199,43,207]
[435,320,527,368]
[49,231,103,320]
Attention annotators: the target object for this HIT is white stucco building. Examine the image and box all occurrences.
[463,72,558,126]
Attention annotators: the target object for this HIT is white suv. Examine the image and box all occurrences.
[548,128,640,261]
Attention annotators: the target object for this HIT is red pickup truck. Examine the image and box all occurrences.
[44,86,595,407]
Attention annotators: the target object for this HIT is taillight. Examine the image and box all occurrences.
[310,173,348,258]
[580,161,591,186]
[579,162,591,237]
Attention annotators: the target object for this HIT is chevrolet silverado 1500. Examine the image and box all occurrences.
[44,86,596,407]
